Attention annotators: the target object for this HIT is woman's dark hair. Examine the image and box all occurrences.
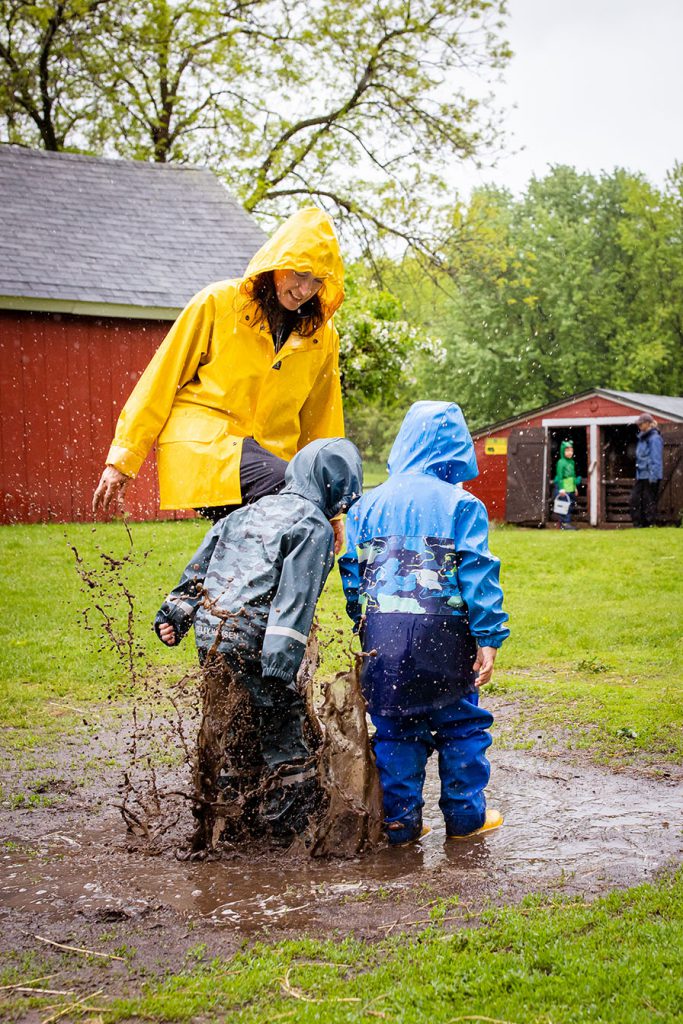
[245,271,325,339]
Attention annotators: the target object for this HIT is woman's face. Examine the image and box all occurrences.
[273,269,324,311]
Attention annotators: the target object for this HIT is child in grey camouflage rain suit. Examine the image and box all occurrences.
[155,437,362,840]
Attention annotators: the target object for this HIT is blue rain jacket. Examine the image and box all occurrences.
[155,438,362,682]
[635,427,663,482]
[339,401,509,716]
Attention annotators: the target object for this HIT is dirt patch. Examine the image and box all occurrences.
[2,698,681,973]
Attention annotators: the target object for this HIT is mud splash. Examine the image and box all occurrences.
[172,650,383,858]
[71,534,383,860]
[309,670,384,857]
[2,732,681,936]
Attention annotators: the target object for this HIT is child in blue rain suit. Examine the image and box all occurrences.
[339,401,509,846]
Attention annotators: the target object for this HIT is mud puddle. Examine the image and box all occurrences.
[2,746,681,937]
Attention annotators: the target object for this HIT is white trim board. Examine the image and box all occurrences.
[542,417,635,426]
[589,423,599,526]
[0,295,180,321]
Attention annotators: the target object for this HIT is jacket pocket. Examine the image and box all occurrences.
[158,411,229,445]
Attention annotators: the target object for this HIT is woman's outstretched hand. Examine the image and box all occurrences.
[92,465,130,517]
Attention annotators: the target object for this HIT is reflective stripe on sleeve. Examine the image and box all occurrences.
[169,598,197,617]
[265,625,309,645]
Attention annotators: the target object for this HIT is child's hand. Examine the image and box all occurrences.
[332,518,345,555]
[158,622,177,646]
[473,646,497,686]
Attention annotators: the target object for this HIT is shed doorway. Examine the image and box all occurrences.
[600,424,636,524]
[547,426,588,524]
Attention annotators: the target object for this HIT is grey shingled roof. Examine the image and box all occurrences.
[598,389,683,421]
[0,145,266,311]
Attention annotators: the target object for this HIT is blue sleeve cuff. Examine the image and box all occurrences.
[473,631,509,649]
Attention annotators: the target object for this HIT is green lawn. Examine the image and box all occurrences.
[109,871,683,1023]
[1,522,682,1021]
[362,458,388,488]
[1,522,681,764]
[490,526,683,765]
[2,871,681,1023]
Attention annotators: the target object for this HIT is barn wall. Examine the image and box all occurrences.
[0,309,191,524]
[464,394,675,521]
[468,433,510,520]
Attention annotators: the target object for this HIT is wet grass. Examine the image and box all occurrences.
[0,519,204,731]
[323,524,683,766]
[362,459,388,488]
[489,525,683,766]
[2,870,681,1023]
[0,522,681,765]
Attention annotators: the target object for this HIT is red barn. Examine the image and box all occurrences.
[0,146,266,524]
[466,389,683,527]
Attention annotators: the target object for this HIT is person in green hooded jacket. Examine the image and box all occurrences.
[553,441,582,529]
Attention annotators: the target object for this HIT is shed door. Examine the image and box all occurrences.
[506,428,547,525]
[658,424,683,523]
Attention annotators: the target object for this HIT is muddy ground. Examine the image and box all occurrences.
[1,696,682,1019]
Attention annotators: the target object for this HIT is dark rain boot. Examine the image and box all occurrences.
[255,679,321,841]
[260,760,321,840]
[215,766,263,839]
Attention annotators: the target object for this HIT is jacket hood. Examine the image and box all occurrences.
[283,438,363,518]
[240,207,344,322]
[387,401,478,484]
[559,441,575,458]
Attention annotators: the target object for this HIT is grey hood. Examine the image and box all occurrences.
[282,438,363,518]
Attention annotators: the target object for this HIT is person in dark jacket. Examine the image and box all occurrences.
[339,401,509,847]
[630,414,664,527]
[155,437,362,838]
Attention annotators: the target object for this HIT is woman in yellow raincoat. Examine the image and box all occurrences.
[93,207,347,548]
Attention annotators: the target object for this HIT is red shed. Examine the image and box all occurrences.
[466,389,683,527]
[0,146,266,524]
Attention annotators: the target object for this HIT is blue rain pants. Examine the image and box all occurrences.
[371,693,493,844]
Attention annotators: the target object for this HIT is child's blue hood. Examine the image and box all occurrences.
[387,401,478,484]
[282,437,363,517]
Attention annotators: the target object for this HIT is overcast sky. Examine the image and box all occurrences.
[459,0,683,194]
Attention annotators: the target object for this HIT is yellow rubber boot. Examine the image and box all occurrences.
[447,808,503,840]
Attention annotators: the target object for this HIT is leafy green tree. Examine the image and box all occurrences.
[0,0,511,255]
[395,165,683,429]
[338,265,446,459]
[614,166,683,393]
[0,1,275,158]
[0,0,112,150]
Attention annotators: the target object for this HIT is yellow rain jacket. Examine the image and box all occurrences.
[106,207,345,509]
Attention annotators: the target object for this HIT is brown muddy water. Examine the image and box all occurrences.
[2,733,681,939]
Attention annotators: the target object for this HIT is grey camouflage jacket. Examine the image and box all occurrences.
[154,438,362,682]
